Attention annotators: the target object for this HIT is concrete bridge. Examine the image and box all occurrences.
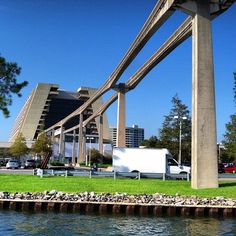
[42,0,235,189]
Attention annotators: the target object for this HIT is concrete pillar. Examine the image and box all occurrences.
[192,0,218,189]
[78,114,84,164]
[116,91,126,147]
[99,115,104,155]
[82,127,87,165]
[59,126,65,159]
[51,129,55,161]
[71,129,76,165]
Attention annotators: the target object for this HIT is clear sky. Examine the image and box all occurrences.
[0,0,235,142]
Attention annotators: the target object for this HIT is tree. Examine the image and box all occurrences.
[140,136,159,148]
[222,72,236,162]
[158,95,191,163]
[31,133,52,158]
[0,55,28,117]
[0,147,9,158]
[222,115,236,162]
[9,133,28,159]
[90,148,104,165]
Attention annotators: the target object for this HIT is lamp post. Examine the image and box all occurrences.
[217,143,224,163]
[174,115,187,165]
[86,136,94,166]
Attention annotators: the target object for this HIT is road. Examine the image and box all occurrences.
[0,168,35,175]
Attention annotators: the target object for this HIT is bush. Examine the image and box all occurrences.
[49,161,64,166]
[97,163,111,168]
[103,155,112,164]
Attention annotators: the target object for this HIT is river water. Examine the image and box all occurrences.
[0,211,235,236]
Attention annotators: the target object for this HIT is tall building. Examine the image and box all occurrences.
[9,83,110,143]
[109,125,144,148]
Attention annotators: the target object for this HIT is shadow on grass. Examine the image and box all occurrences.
[219,182,236,188]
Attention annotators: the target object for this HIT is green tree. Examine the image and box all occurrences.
[0,55,28,117]
[158,95,191,163]
[222,72,236,162]
[0,148,10,159]
[90,148,103,165]
[222,115,236,162]
[9,133,28,159]
[31,133,52,158]
[140,136,159,148]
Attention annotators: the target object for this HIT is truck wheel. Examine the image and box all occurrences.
[131,170,139,179]
[178,172,188,180]
[180,172,187,175]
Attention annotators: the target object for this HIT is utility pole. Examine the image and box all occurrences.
[174,116,187,165]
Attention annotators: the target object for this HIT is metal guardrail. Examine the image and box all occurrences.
[35,169,191,181]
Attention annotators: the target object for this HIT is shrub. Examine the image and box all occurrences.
[49,161,64,166]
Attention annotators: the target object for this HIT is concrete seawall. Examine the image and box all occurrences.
[0,200,235,218]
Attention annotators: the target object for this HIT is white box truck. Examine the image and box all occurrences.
[112,147,190,174]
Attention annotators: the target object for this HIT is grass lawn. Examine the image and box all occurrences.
[0,174,235,198]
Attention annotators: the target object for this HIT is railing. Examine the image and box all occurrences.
[35,169,190,181]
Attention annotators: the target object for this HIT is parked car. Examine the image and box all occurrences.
[218,163,225,173]
[224,164,236,173]
[6,160,20,169]
[24,159,36,169]
[0,159,8,166]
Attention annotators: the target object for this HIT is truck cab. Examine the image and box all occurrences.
[167,157,190,174]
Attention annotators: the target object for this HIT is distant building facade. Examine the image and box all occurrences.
[9,83,110,144]
[109,125,144,148]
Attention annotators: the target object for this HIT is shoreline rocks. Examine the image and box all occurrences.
[0,191,235,207]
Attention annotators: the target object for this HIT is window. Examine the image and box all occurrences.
[167,158,178,166]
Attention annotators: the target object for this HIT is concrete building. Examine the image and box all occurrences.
[9,83,110,144]
[110,125,144,148]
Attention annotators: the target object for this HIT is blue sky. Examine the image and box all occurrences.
[0,0,235,142]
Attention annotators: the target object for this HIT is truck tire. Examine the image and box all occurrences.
[177,172,188,180]
[131,170,139,179]
[180,172,187,175]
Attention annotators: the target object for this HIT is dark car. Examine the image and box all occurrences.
[224,164,236,173]
[24,159,36,169]
[91,164,98,171]
[218,163,225,173]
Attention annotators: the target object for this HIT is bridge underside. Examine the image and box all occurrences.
[43,0,235,189]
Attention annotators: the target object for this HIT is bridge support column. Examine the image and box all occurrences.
[116,90,126,147]
[99,115,104,155]
[82,127,87,165]
[71,129,76,165]
[51,129,55,161]
[78,114,84,164]
[191,0,218,189]
[59,126,65,160]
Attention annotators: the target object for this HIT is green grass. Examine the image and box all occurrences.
[0,174,235,198]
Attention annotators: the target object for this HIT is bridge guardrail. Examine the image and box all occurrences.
[36,169,191,181]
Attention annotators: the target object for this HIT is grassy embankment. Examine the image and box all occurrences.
[0,174,235,198]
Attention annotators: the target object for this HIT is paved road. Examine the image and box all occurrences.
[0,168,35,175]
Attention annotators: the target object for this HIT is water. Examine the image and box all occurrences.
[0,211,236,236]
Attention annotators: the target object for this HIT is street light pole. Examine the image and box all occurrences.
[217,143,223,163]
[86,136,94,166]
[174,115,187,165]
